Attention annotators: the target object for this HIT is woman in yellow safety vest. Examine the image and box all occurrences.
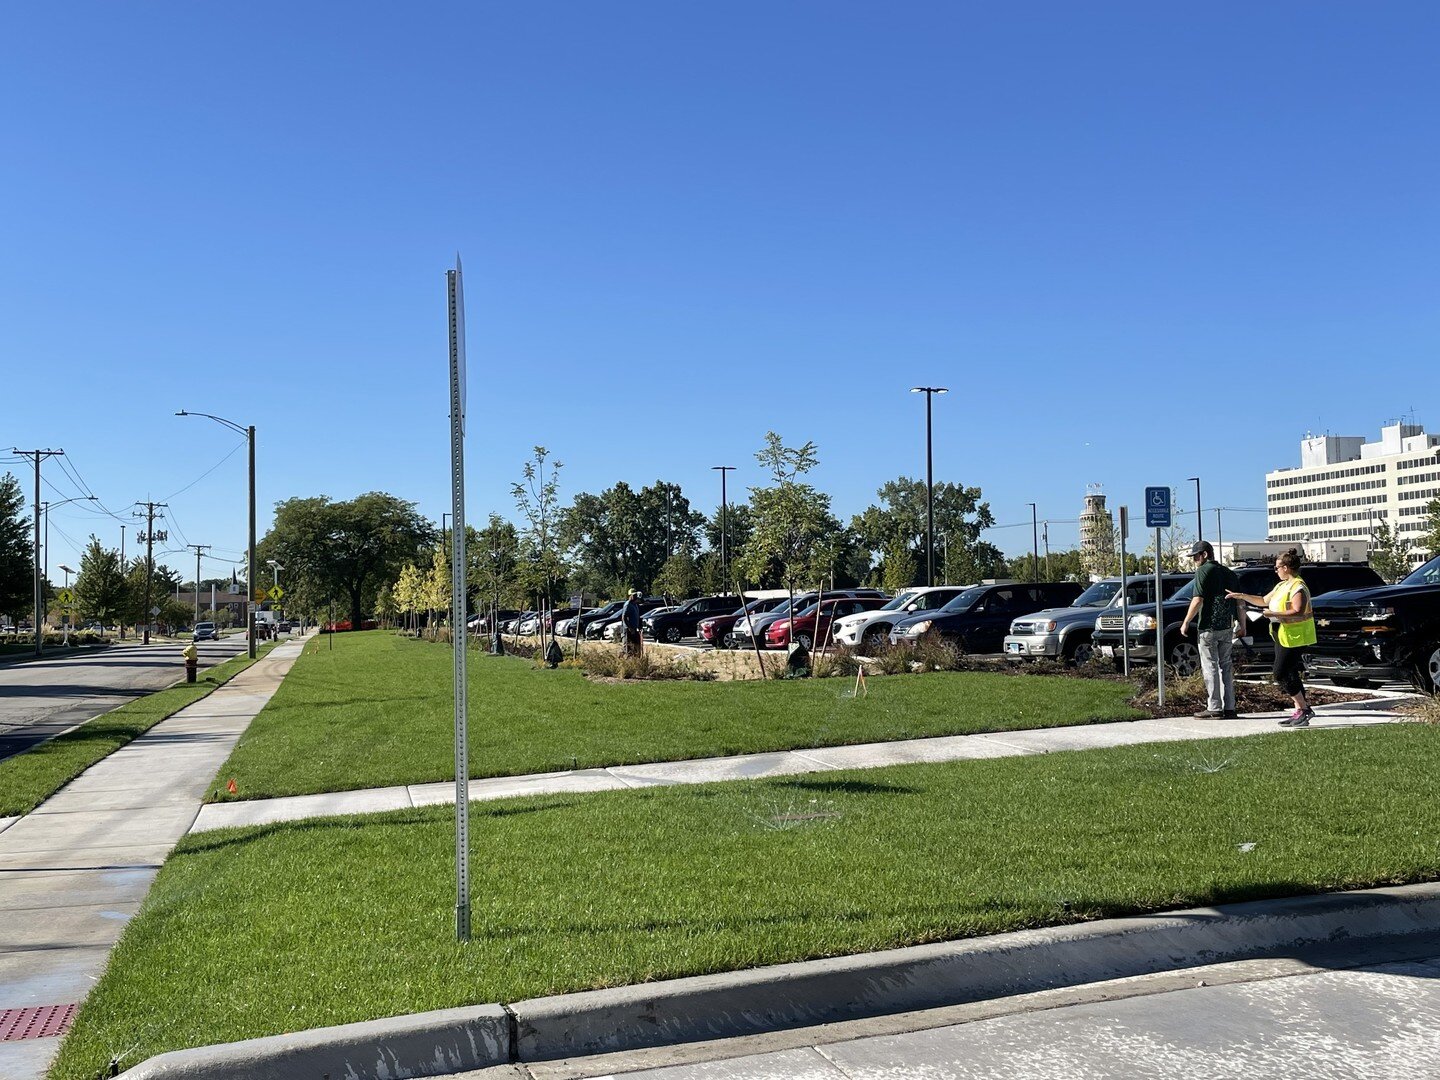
[1227,548,1318,727]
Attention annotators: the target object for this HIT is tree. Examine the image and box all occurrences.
[423,545,450,637]
[737,433,843,597]
[1418,498,1440,563]
[654,551,700,599]
[0,473,32,621]
[261,493,433,631]
[73,537,128,626]
[1369,518,1412,583]
[560,480,703,596]
[470,515,521,610]
[851,477,1000,588]
[511,448,566,605]
[394,563,422,634]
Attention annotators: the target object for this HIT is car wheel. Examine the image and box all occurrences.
[721,631,739,650]
[663,626,683,644]
[862,626,889,649]
[1167,639,1200,678]
[1065,637,1094,666]
[796,631,814,651]
[1414,644,1440,694]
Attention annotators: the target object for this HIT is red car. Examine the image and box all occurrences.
[698,596,792,649]
[765,597,887,649]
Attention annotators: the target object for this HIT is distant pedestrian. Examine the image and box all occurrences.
[620,589,643,657]
[1228,548,1317,727]
[1178,540,1241,718]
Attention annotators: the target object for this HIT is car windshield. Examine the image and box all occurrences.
[1402,554,1440,586]
[940,586,989,612]
[878,591,919,612]
[1072,581,1121,608]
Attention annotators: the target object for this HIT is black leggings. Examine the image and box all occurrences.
[1273,643,1307,697]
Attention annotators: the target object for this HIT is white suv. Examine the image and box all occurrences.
[193,622,219,642]
[831,585,973,649]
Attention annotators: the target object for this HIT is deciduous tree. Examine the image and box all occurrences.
[261,493,433,631]
[1369,518,1412,583]
[737,433,843,598]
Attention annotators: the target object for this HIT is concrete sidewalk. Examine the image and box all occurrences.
[190,685,1416,836]
[0,638,309,1080]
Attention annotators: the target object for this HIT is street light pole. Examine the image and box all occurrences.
[1027,503,1039,582]
[1187,477,1203,546]
[910,387,948,586]
[177,411,257,659]
[712,466,735,588]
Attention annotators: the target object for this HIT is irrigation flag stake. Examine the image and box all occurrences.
[447,254,471,942]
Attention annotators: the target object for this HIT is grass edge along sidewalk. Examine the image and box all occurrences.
[0,642,278,817]
[49,722,1440,1080]
[210,631,1146,801]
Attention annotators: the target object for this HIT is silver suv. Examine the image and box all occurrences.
[193,621,218,642]
[1004,574,1190,664]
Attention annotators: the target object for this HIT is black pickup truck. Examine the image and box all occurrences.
[1306,553,1440,691]
[1089,561,1384,676]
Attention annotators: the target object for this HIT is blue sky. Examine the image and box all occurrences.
[3,2,1436,583]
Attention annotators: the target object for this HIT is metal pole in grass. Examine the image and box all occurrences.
[447,254,472,942]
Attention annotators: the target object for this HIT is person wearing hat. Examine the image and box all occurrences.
[1178,540,1241,718]
[620,589,643,657]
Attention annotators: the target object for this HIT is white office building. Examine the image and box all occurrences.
[1265,422,1440,568]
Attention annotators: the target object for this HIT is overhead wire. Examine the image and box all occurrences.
[160,438,247,502]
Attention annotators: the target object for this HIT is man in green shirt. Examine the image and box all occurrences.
[1178,540,1240,718]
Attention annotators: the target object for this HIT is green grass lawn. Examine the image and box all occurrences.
[0,644,277,817]
[211,631,1145,800]
[51,723,1440,1080]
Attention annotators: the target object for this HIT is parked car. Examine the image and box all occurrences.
[589,597,667,639]
[889,582,1085,652]
[645,595,749,644]
[765,596,888,649]
[557,601,625,638]
[698,596,792,649]
[1003,574,1191,664]
[732,589,888,650]
[276,620,292,633]
[1307,553,1440,691]
[193,621,219,642]
[605,604,677,641]
[831,586,972,649]
[1089,561,1385,676]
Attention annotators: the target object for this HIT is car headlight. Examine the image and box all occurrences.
[1359,604,1395,622]
[1035,620,1057,633]
[1128,614,1157,631]
[771,620,790,631]
[906,619,933,635]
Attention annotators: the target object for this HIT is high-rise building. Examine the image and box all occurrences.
[1266,422,1440,567]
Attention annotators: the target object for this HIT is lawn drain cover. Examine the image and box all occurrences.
[0,1004,77,1041]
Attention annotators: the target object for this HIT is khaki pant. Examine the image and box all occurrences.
[624,628,643,656]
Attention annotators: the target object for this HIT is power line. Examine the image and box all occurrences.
[161,438,247,502]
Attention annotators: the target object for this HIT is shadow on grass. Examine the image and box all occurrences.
[781,779,920,796]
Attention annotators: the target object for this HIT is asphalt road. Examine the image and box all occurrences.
[0,636,250,761]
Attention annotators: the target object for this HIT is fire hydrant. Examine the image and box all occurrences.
[182,641,198,684]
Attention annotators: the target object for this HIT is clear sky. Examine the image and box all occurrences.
[3,2,1436,584]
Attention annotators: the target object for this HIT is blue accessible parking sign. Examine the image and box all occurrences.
[1145,486,1171,528]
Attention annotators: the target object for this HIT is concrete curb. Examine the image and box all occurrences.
[114,1004,511,1079]
[115,881,1440,1079]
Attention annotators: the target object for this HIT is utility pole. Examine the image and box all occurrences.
[133,502,168,645]
[187,544,211,628]
[1028,502,1039,583]
[1042,521,1051,581]
[119,525,126,639]
[10,448,64,657]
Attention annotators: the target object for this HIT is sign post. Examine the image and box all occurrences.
[1145,487,1171,707]
[1118,506,1130,677]
[447,255,471,942]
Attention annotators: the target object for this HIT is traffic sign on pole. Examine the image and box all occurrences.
[1145,486,1172,529]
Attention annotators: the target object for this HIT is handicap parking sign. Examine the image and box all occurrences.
[1145,487,1171,528]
